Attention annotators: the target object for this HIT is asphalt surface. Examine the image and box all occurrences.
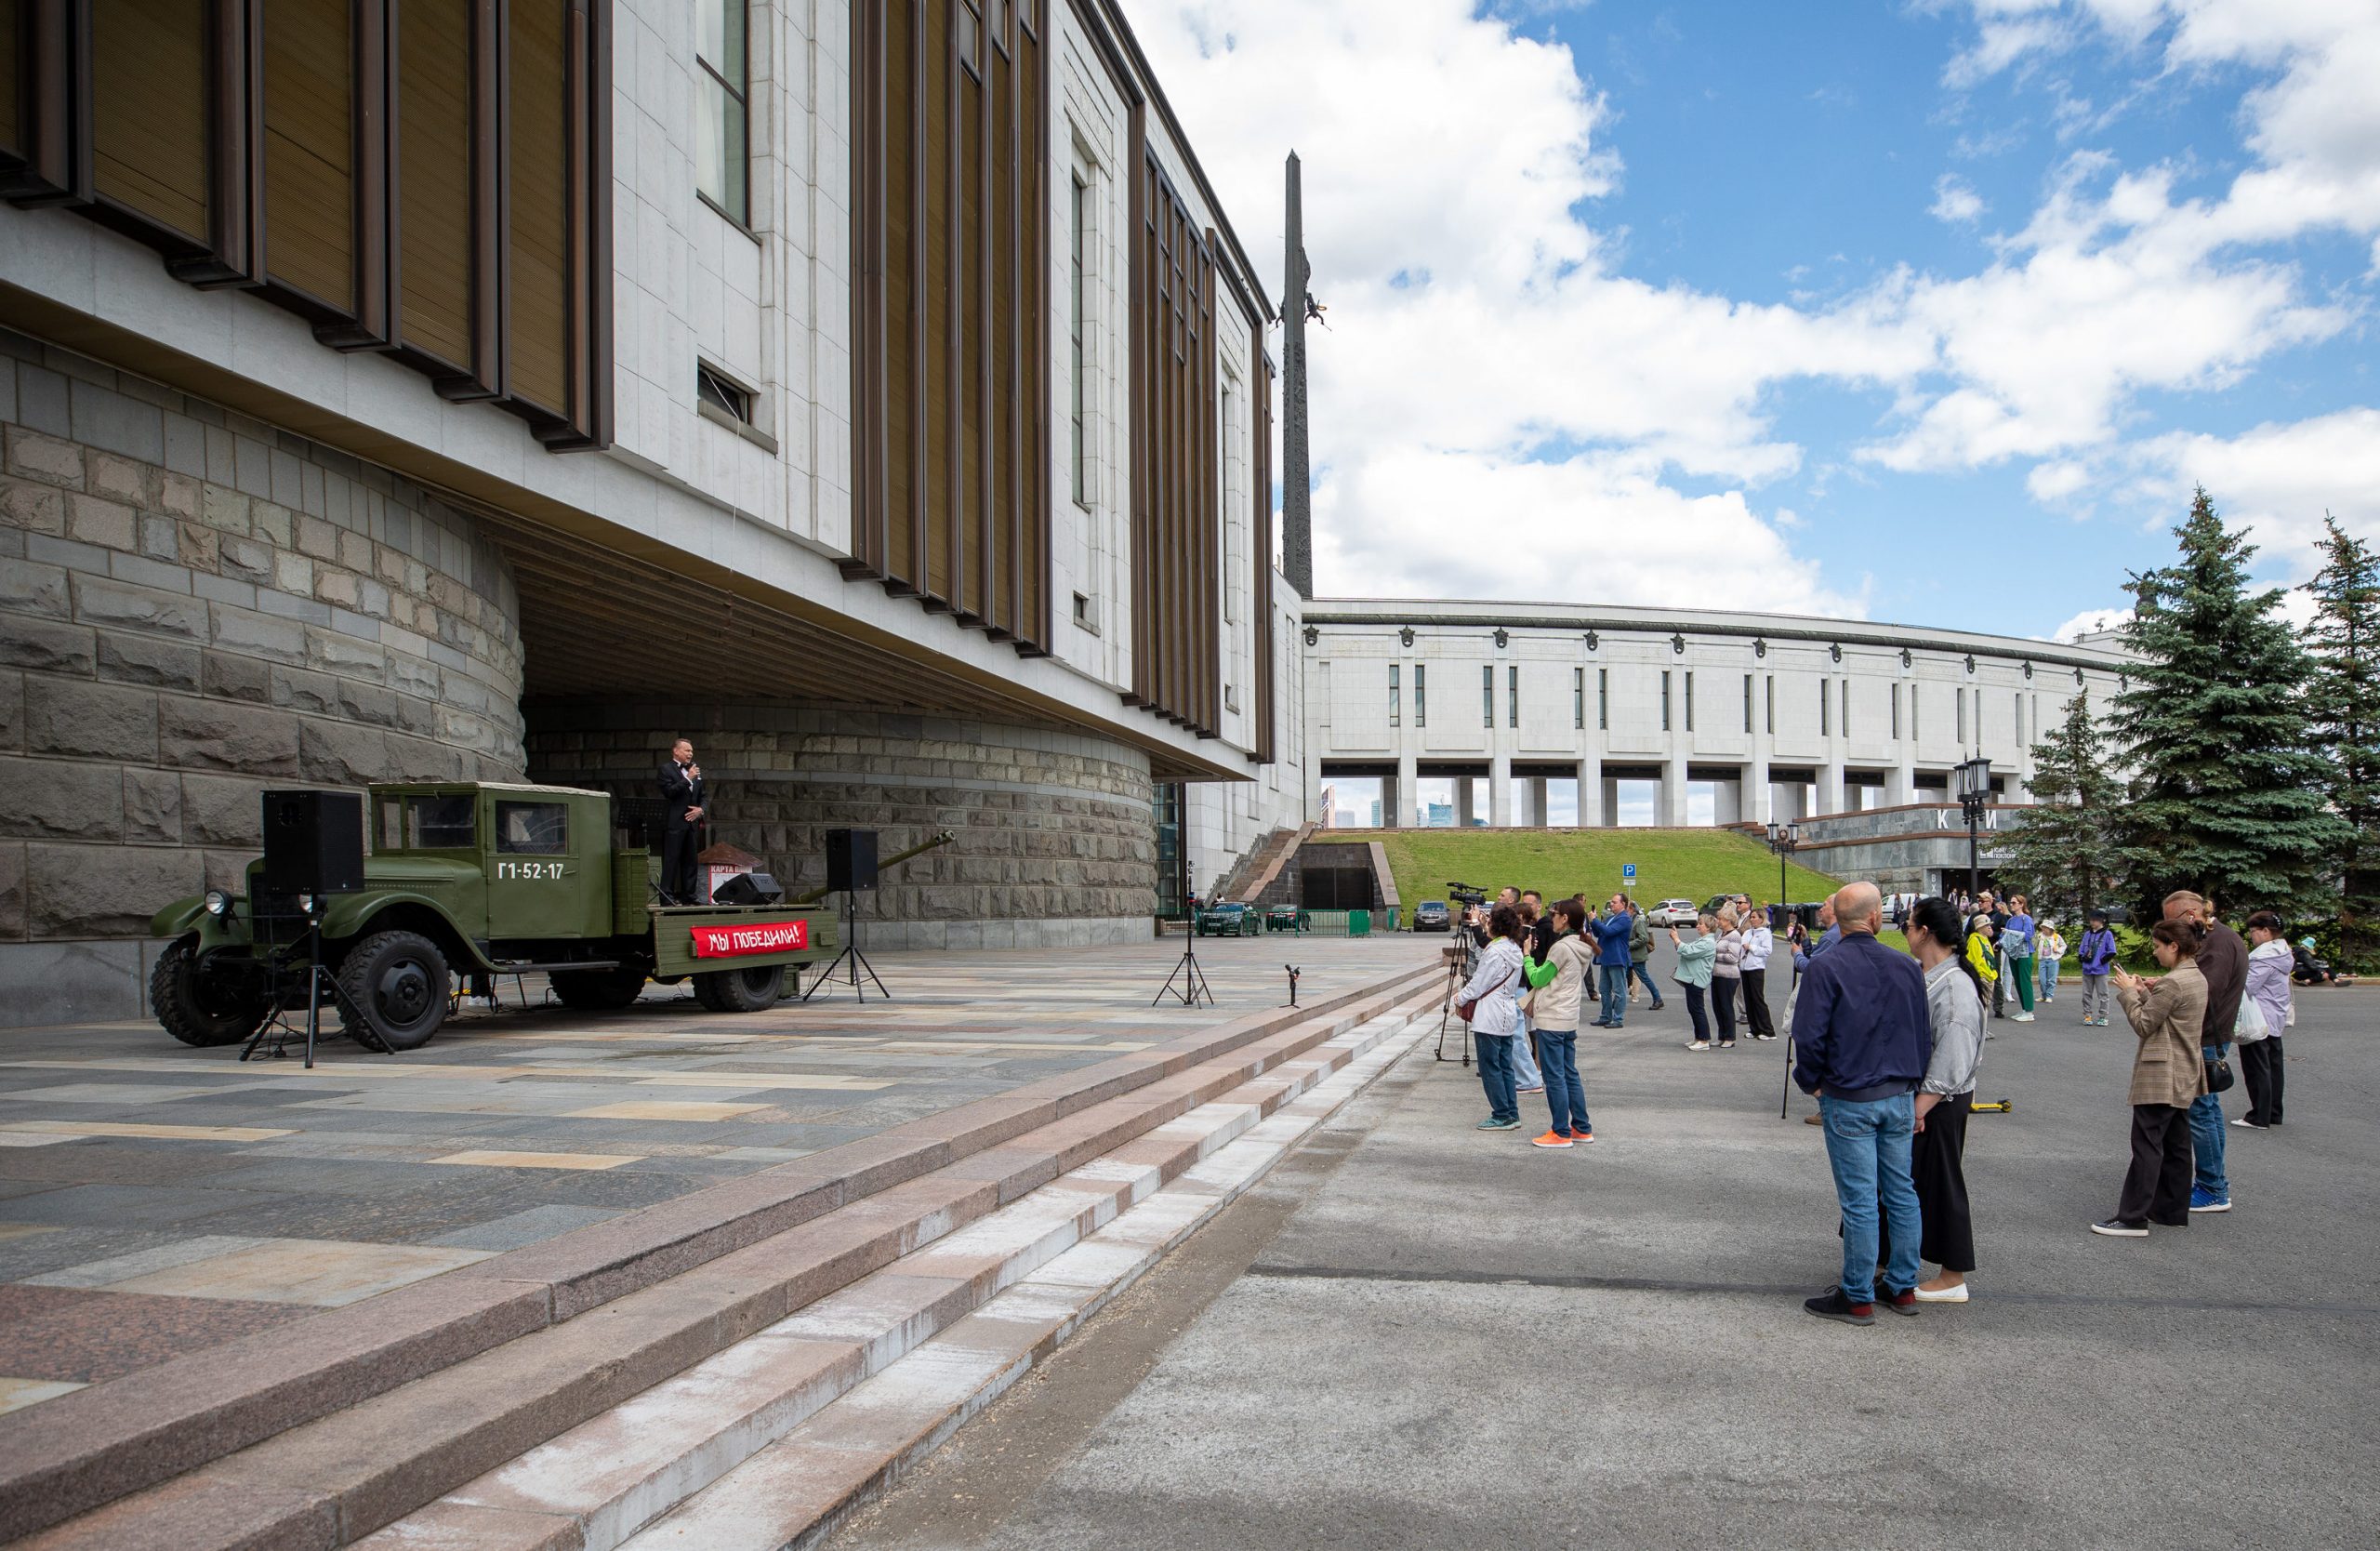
[832,973,2380,1551]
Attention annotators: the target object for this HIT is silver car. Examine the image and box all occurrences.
[1646,898,1700,927]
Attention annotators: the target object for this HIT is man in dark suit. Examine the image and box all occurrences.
[660,737,705,904]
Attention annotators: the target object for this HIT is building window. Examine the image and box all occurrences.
[695,362,755,425]
[1744,673,1753,735]
[2016,691,2025,746]
[695,1,749,225]
[1482,666,1493,729]
[958,1,983,79]
[1820,679,1831,737]
[1661,671,1673,733]
[1415,664,1427,728]
[1912,684,1921,742]
[1841,679,1850,738]
[1070,174,1090,509]
[1892,683,1900,740]
[1765,675,1775,735]
[1957,687,1967,744]
[1574,667,1585,730]
[1598,668,1608,731]
[1685,670,1695,733]
[1507,666,1519,728]
[1389,664,1400,729]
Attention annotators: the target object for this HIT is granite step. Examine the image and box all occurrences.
[350,1002,1431,1551]
[618,1014,1428,1551]
[13,968,1436,1551]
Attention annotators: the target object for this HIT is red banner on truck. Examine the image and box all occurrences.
[688,920,811,958]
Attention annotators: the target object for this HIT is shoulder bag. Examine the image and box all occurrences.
[1458,958,1518,1024]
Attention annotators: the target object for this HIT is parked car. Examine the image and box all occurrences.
[1195,902,1263,938]
[1411,900,1452,933]
[1265,904,1305,933]
[1646,898,1699,927]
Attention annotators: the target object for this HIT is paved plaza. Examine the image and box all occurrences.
[835,977,2380,1550]
[0,935,1428,1418]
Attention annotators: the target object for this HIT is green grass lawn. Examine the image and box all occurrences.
[1309,829,1844,921]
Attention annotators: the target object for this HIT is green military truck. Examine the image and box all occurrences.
[149,781,837,1052]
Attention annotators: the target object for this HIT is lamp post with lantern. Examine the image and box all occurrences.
[1956,755,1994,904]
[1765,819,1801,916]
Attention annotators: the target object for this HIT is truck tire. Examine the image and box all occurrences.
[336,930,450,1051]
[549,964,648,1011]
[151,940,271,1048]
[693,964,784,1013]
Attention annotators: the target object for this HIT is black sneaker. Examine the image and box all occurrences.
[1877,1287,1919,1317]
[2090,1218,2149,1238]
[1803,1286,1876,1325]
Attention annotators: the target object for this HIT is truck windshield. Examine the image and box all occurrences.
[406,795,476,849]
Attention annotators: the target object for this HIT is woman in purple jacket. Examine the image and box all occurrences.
[2076,910,2120,1027]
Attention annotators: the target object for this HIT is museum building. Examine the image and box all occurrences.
[0,0,1299,1026]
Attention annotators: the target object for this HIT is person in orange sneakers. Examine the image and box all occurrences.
[1521,896,1599,1147]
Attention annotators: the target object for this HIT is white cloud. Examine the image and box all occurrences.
[1931,175,1989,223]
[2048,605,2132,642]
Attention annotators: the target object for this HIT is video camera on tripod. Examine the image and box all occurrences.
[1447,882,1488,909]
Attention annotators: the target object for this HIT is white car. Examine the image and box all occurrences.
[1646,898,1700,927]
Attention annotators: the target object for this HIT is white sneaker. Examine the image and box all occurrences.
[1685,1041,1711,1051]
[2230,1117,2263,1129]
[2012,1013,2035,1022]
[1913,1283,1970,1303]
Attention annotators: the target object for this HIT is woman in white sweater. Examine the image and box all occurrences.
[1456,904,1530,1132]
[1739,908,1778,1041]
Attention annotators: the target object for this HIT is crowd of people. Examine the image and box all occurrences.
[1450,877,2308,1325]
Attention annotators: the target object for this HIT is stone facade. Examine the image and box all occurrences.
[526,706,1157,949]
[0,334,525,1027]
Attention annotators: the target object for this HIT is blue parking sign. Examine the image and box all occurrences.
[1622,863,1637,882]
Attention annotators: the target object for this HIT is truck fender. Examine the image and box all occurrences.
[330,895,494,971]
[152,897,211,939]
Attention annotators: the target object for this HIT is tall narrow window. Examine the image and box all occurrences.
[1744,673,1753,735]
[1070,175,1090,508]
[1482,666,1494,729]
[1892,683,1901,740]
[1415,664,1427,728]
[1765,675,1775,735]
[1912,684,1921,742]
[696,2,750,225]
[2016,691,2025,746]
[1388,664,1400,729]
[1820,680,1831,737]
[1842,680,1851,738]
[1957,687,1967,744]
[1685,671,1695,733]
[1661,671,1673,733]
[1574,668,1585,730]
[1507,666,1519,728]
[1599,669,1609,731]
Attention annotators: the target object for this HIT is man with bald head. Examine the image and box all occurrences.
[1792,882,1932,1324]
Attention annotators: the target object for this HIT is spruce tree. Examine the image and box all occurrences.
[2108,486,2348,920]
[2001,692,2120,921]
[2304,514,2380,962]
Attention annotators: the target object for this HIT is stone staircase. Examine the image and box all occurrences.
[1215,821,1316,907]
[8,968,1438,1551]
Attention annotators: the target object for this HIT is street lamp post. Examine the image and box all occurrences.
[1956,756,1993,903]
[1765,819,1801,913]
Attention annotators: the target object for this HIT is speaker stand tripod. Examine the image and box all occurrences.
[803,889,889,1001]
[1155,932,1212,1008]
[243,902,330,1069]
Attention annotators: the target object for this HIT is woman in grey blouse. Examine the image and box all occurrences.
[1908,896,1988,1303]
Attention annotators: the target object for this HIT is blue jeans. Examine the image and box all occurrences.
[1512,1011,1543,1090]
[1474,1031,1518,1122]
[1598,968,1629,1025]
[2040,957,2060,995]
[1818,1092,1923,1303]
[2190,1043,2228,1197]
[1536,1029,1589,1135]
[1630,960,1664,1004]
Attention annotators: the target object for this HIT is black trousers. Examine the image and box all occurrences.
[1911,1096,1975,1272]
[662,822,702,903]
[2116,1104,2194,1226]
[2241,1038,2284,1125]
[1741,968,1775,1040]
[1712,977,1739,1041]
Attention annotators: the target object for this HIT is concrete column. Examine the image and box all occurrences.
[1489,755,1513,828]
[1886,761,1914,808]
[1528,776,1549,828]
[1747,757,1771,825]
[1395,752,1418,829]
[1713,777,1744,827]
[1817,762,1846,817]
[1577,757,1602,829]
[1660,759,1689,827]
[1456,777,1476,829]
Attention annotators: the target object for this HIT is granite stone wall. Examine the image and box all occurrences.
[526,706,1158,949]
[0,333,525,1027]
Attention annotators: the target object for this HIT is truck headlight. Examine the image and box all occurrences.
[205,890,231,917]
[298,893,315,914]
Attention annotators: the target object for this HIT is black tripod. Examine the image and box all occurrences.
[803,889,889,1001]
[242,901,338,1068]
[1155,931,1212,1007]
[1434,940,1474,1065]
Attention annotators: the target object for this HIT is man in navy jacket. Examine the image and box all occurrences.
[1792,882,1930,1324]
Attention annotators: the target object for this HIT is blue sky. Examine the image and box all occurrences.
[1136,1,2380,641]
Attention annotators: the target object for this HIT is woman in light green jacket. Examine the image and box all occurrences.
[1671,914,1720,1050]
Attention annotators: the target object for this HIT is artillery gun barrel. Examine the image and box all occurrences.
[786,830,957,906]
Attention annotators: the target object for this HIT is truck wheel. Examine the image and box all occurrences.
[336,931,450,1051]
[693,964,784,1013]
[549,964,648,1011]
[151,940,271,1048]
